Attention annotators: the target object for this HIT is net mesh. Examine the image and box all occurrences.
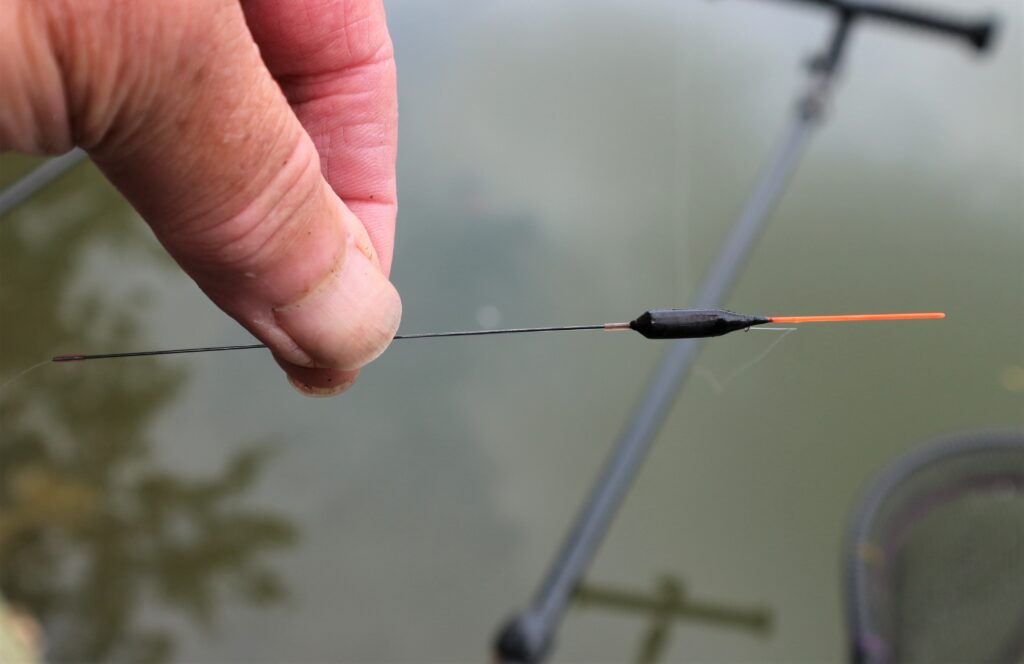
[847,433,1024,663]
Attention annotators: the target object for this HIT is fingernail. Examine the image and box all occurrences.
[273,243,402,371]
[287,373,358,398]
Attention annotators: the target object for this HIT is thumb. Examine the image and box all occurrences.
[34,1,401,394]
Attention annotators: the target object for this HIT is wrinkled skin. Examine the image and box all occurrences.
[0,0,402,396]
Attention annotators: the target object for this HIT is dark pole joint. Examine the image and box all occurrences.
[756,0,996,53]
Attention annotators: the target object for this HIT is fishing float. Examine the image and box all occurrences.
[50,310,945,363]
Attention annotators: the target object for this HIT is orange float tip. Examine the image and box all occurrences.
[768,312,946,324]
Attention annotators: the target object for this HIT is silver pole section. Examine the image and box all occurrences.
[0,149,88,218]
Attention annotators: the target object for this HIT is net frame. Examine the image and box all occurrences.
[844,431,1024,663]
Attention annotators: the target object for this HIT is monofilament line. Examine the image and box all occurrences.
[0,361,51,392]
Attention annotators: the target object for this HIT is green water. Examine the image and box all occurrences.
[1,0,1021,661]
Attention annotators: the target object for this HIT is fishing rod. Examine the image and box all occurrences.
[493,1,997,662]
[49,310,943,362]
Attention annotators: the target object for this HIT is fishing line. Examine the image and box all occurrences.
[0,360,50,393]
[720,327,796,389]
[696,327,797,394]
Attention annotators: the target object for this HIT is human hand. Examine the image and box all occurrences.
[0,0,401,396]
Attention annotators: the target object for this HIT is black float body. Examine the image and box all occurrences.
[628,309,770,339]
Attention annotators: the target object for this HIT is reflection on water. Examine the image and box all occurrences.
[572,575,772,663]
[0,161,297,663]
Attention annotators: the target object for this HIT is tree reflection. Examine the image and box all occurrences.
[0,159,297,663]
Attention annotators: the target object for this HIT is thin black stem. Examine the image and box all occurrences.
[53,344,268,362]
[51,324,612,362]
[394,324,606,339]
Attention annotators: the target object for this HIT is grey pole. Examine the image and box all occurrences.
[494,1,997,658]
[494,70,832,663]
[0,149,88,218]
[536,79,824,616]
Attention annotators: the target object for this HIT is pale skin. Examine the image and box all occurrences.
[0,0,402,396]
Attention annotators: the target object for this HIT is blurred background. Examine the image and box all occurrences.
[1,0,1021,661]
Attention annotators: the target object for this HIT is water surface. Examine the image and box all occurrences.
[1,0,1021,661]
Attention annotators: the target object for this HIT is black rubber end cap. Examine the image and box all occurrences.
[493,613,551,664]
[969,18,997,53]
